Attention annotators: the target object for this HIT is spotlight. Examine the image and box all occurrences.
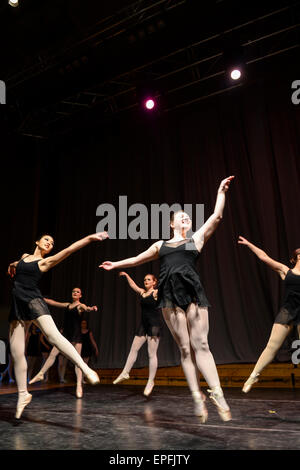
[145,98,155,110]
[8,0,19,7]
[230,69,242,80]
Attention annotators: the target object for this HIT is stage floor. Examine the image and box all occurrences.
[0,384,300,450]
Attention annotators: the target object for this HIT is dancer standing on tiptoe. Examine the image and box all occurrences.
[7,231,108,419]
[113,272,162,397]
[100,176,234,423]
[238,237,300,393]
[30,287,98,398]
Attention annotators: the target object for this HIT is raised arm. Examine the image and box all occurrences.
[118,271,145,295]
[193,176,235,250]
[99,241,161,271]
[44,298,70,309]
[238,236,289,279]
[39,232,108,272]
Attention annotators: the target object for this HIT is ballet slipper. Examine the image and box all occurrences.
[242,373,260,393]
[84,370,100,385]
[113,372,130,385]
[207,386,232,422]
[192,391,208,423]
[143,380,154,397]
[15,393,32,419]
[76,383,83,399]
[29,372,44,384]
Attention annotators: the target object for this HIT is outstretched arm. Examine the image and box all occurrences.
[39,232,108,272]
[99,241,161,271]
[77,303,98,313]
[238,236,289,279]
[118,272,145,295]
[193,176,235,250]
[44,298,70,309]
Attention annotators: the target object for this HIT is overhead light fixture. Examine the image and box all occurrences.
[223,39,245,82]
[8,0,19,7]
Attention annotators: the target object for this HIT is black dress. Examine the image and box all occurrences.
[157,237,210,311]
[81,330,94,357]
[8,257,51,323]
[274,270,300,325]
[136,292,162,337]
[62,305,83,343]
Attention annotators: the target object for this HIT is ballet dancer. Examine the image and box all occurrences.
[7,231,108,418]
[238,237,300,392]
[113,272,162,397]
[29,287,98,398]
[100,176,234,422]
[81,319,99,365]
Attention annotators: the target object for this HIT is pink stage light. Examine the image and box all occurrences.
[145,99,155,110]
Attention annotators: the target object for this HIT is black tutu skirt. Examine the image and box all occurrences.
[9,294,51,323]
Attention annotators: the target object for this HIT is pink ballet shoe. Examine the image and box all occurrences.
[84,370,100,385]
[15,393,32,419]
[113,372,130,385]
[29,372,44,385]
[143,380,154,397]
[242,373,259,393]
[207,386,232,422]
[76,383,83,399]
[192,391,208,423]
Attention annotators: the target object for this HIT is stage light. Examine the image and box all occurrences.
[8,0,19,7]
[145,99,155,110]
[230,69,242,80]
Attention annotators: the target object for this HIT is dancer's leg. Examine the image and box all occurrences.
[9,321,32,418]
[34,316,98,380]
[113,335,146,384]
[73,343,83,398]
[249,323,292,376]
[29,346,60,384]
[186,304,229,411]
[27,356,36,382]
[41,352,50,381]
[144,336,160,396]
[58,354,68,382]
[162,306,207,419]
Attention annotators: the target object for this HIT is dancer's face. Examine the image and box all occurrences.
[171,212,192,233]
[36,235,54,254]
[144,275,156,291]
[72,288,82,301]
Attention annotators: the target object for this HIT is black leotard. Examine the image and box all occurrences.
[157,237,210,311]
[136,292,162,337]
[62,305,83,343]
[275,270,300,325]
[9,257,51,323]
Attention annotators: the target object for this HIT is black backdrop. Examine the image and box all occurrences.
[2,74,300,368]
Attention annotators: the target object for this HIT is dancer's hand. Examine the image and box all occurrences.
[99,261,116,270]
[118,271,128,277]
[218,175,235,193]
[90,232,109,242]
[91,306,98,312]
[238,236,251,246]
[7,265,16,278]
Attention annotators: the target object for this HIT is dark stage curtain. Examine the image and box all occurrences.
[43,77,300,368]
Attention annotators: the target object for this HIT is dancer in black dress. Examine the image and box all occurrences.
[7,231,108,418]
[81,319,99,365]
[239,237,300,392]
[100,176,234,422]
[29,287,98,398]
[113,272,162,396]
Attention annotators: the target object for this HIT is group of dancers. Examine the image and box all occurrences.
[6,175,300,423]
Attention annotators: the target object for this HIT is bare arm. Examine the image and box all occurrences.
[118,272,145,295]
[39,232,108,272]
[77,303,98,313]
[44,298,70,309]
[238,236,289,279]
[7,253,30,278]
[99,241,162,271]
[89,332,99,355]
[193,176,235,250]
